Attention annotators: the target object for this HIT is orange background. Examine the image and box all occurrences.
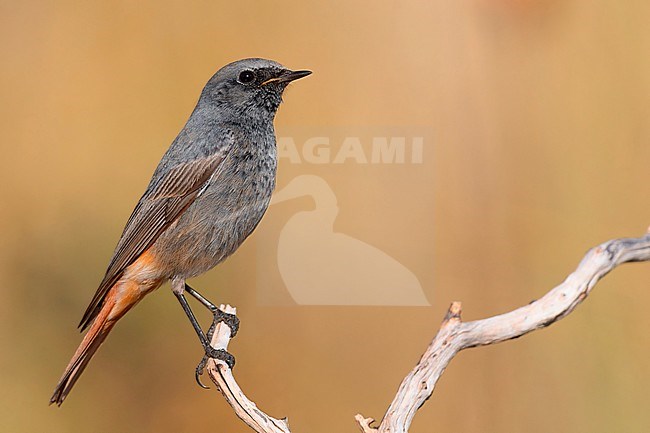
[1,1,649,432]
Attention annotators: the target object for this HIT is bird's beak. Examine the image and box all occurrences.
[262,69,312,86]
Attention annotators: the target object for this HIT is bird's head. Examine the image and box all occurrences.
[199,58,311,121]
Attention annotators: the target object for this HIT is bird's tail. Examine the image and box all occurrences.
[50,279,145,406]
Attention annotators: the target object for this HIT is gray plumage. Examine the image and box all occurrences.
[51,58,309,407]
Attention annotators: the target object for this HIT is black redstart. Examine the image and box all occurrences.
[50,58,311,405]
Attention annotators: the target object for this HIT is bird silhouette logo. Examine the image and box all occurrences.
[271,175,430,306]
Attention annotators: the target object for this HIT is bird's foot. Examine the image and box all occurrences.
[194,317,236,389]
[193,307,238,388]
[210,308,240,337]
[195,347,236,389]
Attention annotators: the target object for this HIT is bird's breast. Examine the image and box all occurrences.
[153,135,277,278]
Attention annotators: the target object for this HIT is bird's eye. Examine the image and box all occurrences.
[238,70,256,84]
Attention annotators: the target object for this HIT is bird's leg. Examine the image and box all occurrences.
[184,283,240,337]
[173,288,236,389]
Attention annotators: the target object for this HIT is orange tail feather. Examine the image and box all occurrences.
[50,279,148,406]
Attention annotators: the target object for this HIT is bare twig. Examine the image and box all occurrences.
[204,234,650,433]
[358,233,650,433]
[354,415,378,433]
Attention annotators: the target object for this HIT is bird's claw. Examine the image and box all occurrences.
[194,347,236,389]
[195,356,210,389]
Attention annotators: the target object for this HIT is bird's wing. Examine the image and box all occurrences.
[78,151,227,330]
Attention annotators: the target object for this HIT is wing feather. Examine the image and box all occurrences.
[78,152,225,330]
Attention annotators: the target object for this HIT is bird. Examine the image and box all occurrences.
[271,175,429,306]
[50,58,311,406]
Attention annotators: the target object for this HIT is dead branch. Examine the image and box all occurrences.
[205,233,650,433]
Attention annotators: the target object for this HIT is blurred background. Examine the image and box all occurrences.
[1,0,649,432]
